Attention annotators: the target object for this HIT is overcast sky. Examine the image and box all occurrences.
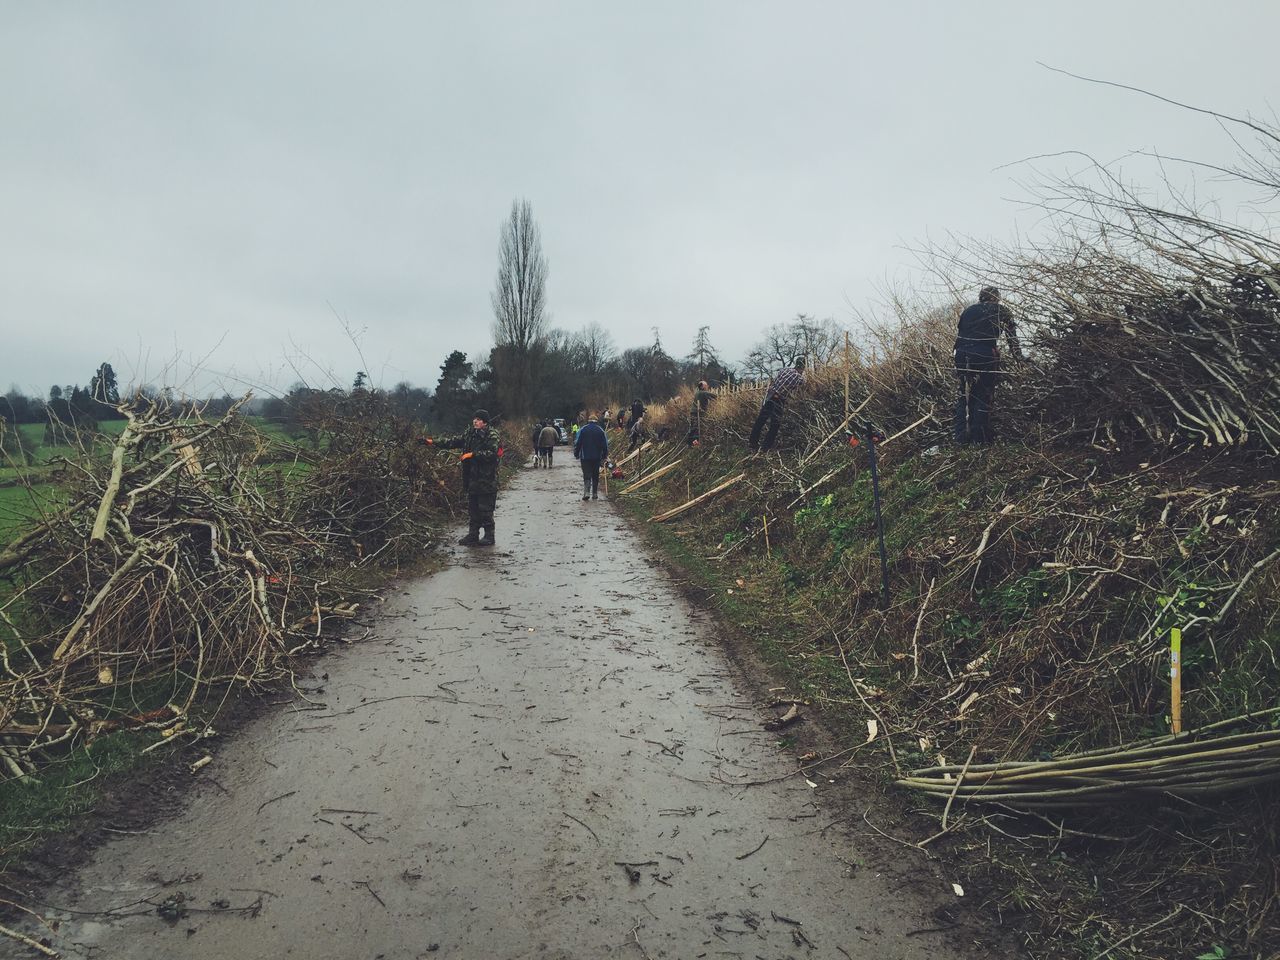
[3,1,1277,398]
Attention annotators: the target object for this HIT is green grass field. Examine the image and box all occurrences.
[0,482,63,543]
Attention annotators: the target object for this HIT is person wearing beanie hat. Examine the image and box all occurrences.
[424,410,502,546]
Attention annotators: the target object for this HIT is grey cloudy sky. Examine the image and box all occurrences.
[3,1,1277,397]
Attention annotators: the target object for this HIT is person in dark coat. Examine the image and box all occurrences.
[530,421,544,467]
[427,409,502,546]
[748,357,805,452]
[573,415,609,501]
[954,286,1021,444]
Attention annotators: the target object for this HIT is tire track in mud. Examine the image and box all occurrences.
[7,459,986,960]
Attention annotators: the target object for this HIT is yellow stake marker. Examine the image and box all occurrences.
[1170,627,1182,734]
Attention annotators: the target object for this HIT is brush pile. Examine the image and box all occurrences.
[285,387,459,566]
[0,393,451,783]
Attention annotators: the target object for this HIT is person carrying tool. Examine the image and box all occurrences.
[537,421,560,467]
[954,286,1022,444]
[425,409,502,546]
[573,414,609,501]
[686,379,715,446]
[748,357,805,453]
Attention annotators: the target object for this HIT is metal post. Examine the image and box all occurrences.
[866,424,890,606]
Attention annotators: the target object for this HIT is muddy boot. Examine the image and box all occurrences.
[477,525,495,547]
[458,525,480,546]
[582,480,590,501]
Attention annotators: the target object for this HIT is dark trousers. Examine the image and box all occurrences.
[580,459,601,497]
[467,491,497,532]
[749,398,785,451]
[955,353,999,444]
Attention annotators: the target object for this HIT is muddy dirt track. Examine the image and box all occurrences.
[8,459,989,960]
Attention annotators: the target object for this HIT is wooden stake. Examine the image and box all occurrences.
[1171,627,1183,734]
[844,331,851,417]
[763,514,771,559]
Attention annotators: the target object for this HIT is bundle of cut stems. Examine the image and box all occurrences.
[898,715,1280,810]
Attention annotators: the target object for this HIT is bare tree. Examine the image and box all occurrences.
[743,315,844,378]
[490,199,549,416]
[577,322,615,376]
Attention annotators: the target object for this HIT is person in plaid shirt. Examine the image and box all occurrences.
[748,357,806,452]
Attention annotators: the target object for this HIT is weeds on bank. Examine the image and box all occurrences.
[614,419,1279,958]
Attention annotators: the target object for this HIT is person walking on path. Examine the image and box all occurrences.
[686,380,715,446]
[427,409,502,546]
[954,286,1022,445]
[748,357,806,453]
[573,415,609,501]
[538,422,560,468]
[530,421,544,467]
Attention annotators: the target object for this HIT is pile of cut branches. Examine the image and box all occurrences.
[0,393,447,784]
[282,388,457,566]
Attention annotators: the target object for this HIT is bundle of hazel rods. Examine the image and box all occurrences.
[897,710,1280,811]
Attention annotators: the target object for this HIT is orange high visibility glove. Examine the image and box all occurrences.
[460,452,474,461]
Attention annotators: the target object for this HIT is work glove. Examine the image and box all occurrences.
[460,452,474,461]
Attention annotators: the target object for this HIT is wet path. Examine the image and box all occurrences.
[12,458,978,959]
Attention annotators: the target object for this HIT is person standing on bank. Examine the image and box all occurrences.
[537,421,560,468]
[687,380,715,445]
[954,286,1022,445]
[426,409,502,546]
[748,357,805,453]
[573,414,609,501]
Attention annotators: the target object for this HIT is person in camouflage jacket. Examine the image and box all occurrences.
[426,409,502,546]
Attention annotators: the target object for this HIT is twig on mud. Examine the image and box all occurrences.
[628,924,654,960]
[1090,904,1183,960]
[0,922,59,958]
[861,810,931,856]
[735,835,770,860]
[562,812,602,845]
[353,880,386,909]
[256,790,297,815]
[340,821,374,845]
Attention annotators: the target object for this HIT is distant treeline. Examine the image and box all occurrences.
[2,316,833,439]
